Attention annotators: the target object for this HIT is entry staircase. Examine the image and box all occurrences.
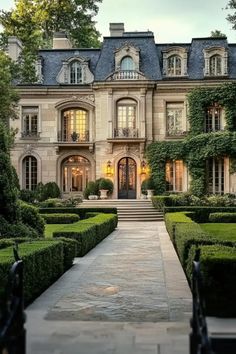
[80,199,164,222]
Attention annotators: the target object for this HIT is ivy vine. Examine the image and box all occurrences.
[147,82,236,197]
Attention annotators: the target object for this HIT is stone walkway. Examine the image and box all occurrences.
[26,222,192,354]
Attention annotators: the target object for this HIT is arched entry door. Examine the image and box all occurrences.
[118,157,136,199]
[62,155,91,193]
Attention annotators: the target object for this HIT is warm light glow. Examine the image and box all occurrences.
[106,160,113,177]
[140,160,147,175]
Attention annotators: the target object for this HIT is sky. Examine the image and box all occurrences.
[1,0,236,43]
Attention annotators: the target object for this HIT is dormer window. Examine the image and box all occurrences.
[209,55,222,76]
[70,61,82,84]
[203,47,228,77]
[167,55,182,76]
[120,56,135,71]
[56,56,94,84]
[162,47,188,77]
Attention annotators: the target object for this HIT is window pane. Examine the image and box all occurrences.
[166,161,174,191]
[210,55,222,76]
[205,105,221,132]
[22,107,38,134]
[166,103,183,135]
[70,61,82,84]
[121,56,135,70]
[167,55,182,76]
[63,109,88,141]
[23,156,37,190]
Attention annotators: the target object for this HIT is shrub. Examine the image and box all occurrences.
[186,244,236,317]
[51,237,77,271]
[0,241,64,305]
[0,216,38,239]
[42,182,61,200]
[39,207,117,219]
[98,178,114,194]
[41,213,80,224]
[83,181,98,199]
[209,212,236,223]
[38,198,64,208]
[141,178,155,192]
[19,189,37,203]
[164,212,194,242]
[19,201,45,236]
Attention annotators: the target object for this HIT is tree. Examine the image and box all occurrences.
[210,30,227,38]
[0,0,102,49]
[0,52,20,222]
[226,0,236,30]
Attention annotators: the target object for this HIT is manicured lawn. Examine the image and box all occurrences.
[200,223,236,241]
[45,224,68,238]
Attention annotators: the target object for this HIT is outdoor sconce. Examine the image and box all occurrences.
[141,160,147,175]
[106,160,113,177]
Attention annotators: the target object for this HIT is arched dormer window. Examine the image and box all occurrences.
[56,56,94,84]
[167,55,182,76]
[162,47,188,77]
[203,47,228,77]
[70,61,82,84]
[120,56,135,71]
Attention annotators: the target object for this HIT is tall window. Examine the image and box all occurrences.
[205,105,222,132]
[22,106,38,137]
[23,156,37,190]
[209,55,222,76]
[207,158,224,194]
[166,160,183,192]
[166,102,184,135]
[62,109,89,142]
[115,99,137,137]
[70,61,82,84]
[167,55,182,76]
[120,56,135,70]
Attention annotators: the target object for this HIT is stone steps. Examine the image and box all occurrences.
[81,199,163,222]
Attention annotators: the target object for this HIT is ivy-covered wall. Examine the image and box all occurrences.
[147,83,236,196]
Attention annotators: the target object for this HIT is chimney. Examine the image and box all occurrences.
[53,31,72,49]
[7,36,23,61]
[109,23,124,37]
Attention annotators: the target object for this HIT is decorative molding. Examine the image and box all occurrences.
[55,95,95,109]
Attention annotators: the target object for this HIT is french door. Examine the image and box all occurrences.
[118,157,136,199]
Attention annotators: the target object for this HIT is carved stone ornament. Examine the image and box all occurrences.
[23,144,34,155]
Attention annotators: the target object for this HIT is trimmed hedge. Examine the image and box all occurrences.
[53,213,118,256]
[164,212,194,242]
[186,245,236,317]
[40,213,80,224]
[0,238,32,250]
[19,201,45,236]
[163,206,236,222]
[209,212,236,223]
[39,207,117,219]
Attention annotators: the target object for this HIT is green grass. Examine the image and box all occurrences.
[44,224,68,238]
[200,223,236,241]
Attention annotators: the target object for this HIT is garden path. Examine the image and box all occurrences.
[26,221,192,354]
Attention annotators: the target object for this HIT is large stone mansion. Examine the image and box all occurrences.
[7,23,236,199]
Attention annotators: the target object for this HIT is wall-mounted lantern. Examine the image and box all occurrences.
[106,160,113,177]
[140,160,147,175]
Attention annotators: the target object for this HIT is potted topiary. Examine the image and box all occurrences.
[98,178,114,199]
[83,181,98,200]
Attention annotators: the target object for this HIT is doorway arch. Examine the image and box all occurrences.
[61,155,91,193]
[118,157,136,199]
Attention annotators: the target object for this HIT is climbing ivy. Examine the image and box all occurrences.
[147,82,236,196]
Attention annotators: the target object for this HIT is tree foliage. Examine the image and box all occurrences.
[226,0,236,30]
[210,30,226,38]
[0,0,102,50]
[0,52,20,222]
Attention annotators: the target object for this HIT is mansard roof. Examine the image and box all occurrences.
[35,34,236,86]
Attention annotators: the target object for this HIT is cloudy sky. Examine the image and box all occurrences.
[1,0,235,43]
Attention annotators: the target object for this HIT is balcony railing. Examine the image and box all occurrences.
[57,130,89,142]
[21,131,40,139]
[114,128,139,138]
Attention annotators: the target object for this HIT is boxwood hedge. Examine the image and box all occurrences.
[209,212,236,223]
[40,213,80,224]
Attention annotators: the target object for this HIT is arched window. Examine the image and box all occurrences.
[115,99,137,138]
[70,61,82,84]
[120,56,135,71]
[167,55,182,76]
[209,55,222,76]
[62,108,89,142]
[62,155,91,193]
[22,156,37,190]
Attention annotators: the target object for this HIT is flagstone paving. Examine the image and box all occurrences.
[26,221,192,354]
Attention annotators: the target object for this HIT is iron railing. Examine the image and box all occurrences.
[57,130,89,142]
[114,127,138,138]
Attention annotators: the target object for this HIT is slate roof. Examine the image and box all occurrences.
[36,32,236,86]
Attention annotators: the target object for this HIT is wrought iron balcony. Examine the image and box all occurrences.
[114,128,139,138]
[57,130,89,142]
[20,131,40,139]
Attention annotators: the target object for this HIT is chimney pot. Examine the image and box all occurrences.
[109,23,124,37]
[53,31,72,49]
